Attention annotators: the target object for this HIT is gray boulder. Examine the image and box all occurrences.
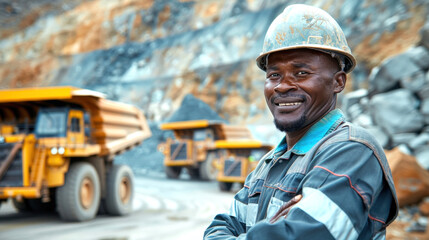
[409,133,429,151]
[369,54,421,93]
[352,113,374,128]
[400,71,427,93]
[369,89,424,135]
[391,133,418,147]
[365,126,389,148]
[403,46,429,70]
[341,89,368,113]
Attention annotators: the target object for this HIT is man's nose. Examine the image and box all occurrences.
[274,77,298,93]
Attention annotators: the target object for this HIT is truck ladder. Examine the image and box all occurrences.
[0,143,22,181]
[29,148,46,188]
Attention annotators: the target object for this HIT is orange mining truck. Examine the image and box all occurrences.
[0,86,151,221]
[158,120,272,190]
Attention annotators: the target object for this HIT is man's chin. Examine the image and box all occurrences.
[274,117,306,133]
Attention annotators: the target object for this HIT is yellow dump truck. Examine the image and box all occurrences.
[0,86,151,221]
[214,140,272,191]
[158,120,272,190]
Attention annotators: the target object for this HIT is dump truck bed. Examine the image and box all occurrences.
[160,119,253,140]
[0,86,151,157]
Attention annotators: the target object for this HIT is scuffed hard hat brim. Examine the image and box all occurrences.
[256,44,356,74]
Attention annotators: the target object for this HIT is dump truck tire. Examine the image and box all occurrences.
[12,198,32,212]
[56,162,101,222]
[186,167,200,179]
[105,164,134,216]
[27,198,56,212]
[219,182,233,192]
[199,154,217,181]
[165,166,181,179]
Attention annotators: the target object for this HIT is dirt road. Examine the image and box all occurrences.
[0,173,236,240]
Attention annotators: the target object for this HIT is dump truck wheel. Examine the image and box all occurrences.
[12,198,32,212]
[199,154,217,181]
[27,198,56,212]
[56,162,100,222]
[165,166,181,179]
[186,167,200,179]
[219,182,233,192]
[105,164,134,216]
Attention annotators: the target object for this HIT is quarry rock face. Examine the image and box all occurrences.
[1,0,428,126]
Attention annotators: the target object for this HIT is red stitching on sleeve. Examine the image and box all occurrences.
[314,165,386,224]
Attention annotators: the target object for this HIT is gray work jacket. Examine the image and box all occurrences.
[204,109,398,240]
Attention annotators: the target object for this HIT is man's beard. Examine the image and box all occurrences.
[274,114,306,132]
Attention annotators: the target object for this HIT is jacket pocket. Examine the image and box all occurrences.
[246,179,264,227]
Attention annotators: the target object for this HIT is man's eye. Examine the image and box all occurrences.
[297,71,308,75]
[267,73,280,78]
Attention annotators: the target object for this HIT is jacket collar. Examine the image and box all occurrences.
[265,109,345,162]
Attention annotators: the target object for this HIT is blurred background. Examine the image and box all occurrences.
[1,0,429,239]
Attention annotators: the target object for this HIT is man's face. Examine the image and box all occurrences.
[264,49,344,133]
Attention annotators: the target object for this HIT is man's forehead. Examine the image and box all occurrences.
[267,50,321,65]
[266,49,337,68]
[269,49,324,60]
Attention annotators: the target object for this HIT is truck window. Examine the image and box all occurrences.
[193,129,214,141]
[84,112,91,137]
[35,110,67,137]
[193,129,206,141]
[71,117,80,132]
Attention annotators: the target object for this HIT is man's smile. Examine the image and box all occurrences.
[277,102,302,106]
[271,95,305,111]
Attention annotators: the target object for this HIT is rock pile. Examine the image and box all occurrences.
[342,22,429,168]
[166,94,227,123]
[342,19,429,237]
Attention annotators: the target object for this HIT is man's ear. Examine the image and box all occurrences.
[333,71,347,93]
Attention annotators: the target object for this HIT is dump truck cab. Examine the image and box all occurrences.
[34,107,96,155]
[36,107,85,142]
[214,140,272,191]
[158,120,273,185]
[0,86,151,222]
[159,120,220,180]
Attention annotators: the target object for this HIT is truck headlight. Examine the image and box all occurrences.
[0,136,4,143]
[58,147,65,155]
[51,147,58,155]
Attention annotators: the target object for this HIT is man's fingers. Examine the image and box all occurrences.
[270,208,290,223]
[269,195,302,223]
[289,194,302,206]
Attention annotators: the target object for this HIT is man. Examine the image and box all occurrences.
[204,4,398,239]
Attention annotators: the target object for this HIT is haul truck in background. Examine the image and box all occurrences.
[0,86,151,221]
[214,140,272,192]
[158,120,272,190]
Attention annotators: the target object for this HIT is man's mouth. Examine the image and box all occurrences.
[271,95,306,111]
[277,102,302,106]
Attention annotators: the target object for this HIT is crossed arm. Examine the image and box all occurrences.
[204,142,392,239]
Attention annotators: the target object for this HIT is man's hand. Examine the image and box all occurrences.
[269,195,302,223]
